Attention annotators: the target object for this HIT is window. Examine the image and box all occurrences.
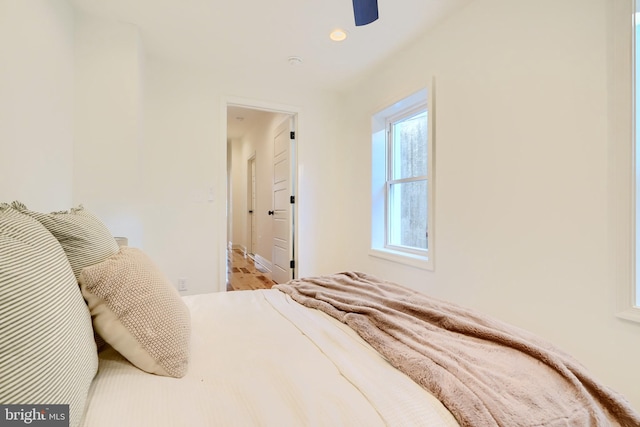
[371,88,434,270]
[387,108,428,251]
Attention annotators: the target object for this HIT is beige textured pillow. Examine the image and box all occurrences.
[79,247,191,378]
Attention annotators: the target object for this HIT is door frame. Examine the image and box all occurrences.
[220,96,300,292]
[247,153,256,255]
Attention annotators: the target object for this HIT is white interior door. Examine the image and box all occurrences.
[271,116,295,284]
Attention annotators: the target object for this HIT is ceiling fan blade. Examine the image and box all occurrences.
[352,0,379,26]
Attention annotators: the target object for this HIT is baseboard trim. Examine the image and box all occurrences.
[230,243,247,254]
[254,254,272,273]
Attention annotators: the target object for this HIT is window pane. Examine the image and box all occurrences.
[391,111,427,180]
[388,180,427,250]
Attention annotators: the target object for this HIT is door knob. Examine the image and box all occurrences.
[248,210,253,214]
[268,210,274,215]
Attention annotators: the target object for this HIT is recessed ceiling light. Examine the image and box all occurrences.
[330,29,347,42]
[288,56,303,66]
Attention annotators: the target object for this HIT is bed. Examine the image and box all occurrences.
[1,202,639,427]
[82,288,457,427]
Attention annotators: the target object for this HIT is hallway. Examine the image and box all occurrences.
[226,248,275,291]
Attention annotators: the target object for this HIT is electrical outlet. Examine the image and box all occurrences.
[177,277,188,292]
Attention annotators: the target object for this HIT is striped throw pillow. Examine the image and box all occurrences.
[11,202,119,279]
[0,205,98,427]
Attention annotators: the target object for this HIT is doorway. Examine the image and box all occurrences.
[225,99,298,287]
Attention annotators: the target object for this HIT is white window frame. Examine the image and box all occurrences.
[612,0,640,322]
[370,85,435,270]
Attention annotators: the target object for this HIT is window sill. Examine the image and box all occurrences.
[616,306,640,323]
[369,248,433,271]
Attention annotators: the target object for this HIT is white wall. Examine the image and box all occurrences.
[74,12,144,247]
[136,56,343,294]
[132,59,219,295]
[0,0,74,210]
[70,19,341,295]
[331,0,640,410]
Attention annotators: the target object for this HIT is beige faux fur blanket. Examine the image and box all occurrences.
[275,272,640,427]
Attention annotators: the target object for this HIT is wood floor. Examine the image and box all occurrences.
[226,248,276,291]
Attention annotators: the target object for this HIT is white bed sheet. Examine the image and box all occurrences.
[81,289,458,427]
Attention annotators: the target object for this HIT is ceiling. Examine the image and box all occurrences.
[69,0,472,91]
[226,106,282,140]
